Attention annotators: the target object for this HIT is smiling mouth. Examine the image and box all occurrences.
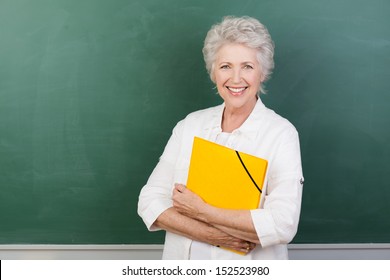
[227,86,248,96]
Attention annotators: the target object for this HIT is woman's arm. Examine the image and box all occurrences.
[154,206,257,253]
[172,184,260,244]
[138,158,256,253]
[139,120,257,253]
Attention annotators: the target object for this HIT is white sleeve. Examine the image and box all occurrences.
[137,121,184,231]
[250,129,304,247]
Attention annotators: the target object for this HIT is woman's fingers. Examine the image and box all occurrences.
[174,183,186,193]
[210,231,256,254]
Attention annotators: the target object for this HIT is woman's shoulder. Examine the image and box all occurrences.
[257,104,299,137]
[177,103,223,127]
[172,103,223,134]
[267,108,296,127]
[184,103,223,120]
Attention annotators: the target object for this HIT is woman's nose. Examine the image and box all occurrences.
[231,69,242,83]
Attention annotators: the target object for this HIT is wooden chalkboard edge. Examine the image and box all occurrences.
[0,244,164,250]
[1,244,390,259]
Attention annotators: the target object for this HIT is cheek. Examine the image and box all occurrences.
[216,84,226,95]
[246,73,262,87]
[214,72,228,86]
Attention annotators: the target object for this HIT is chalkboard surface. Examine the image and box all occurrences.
[1,0,389,244]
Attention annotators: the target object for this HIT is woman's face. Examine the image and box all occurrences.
[214,43,263,113]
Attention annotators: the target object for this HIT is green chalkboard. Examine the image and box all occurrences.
[0,0,389,244]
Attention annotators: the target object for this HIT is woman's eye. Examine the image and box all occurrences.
[220,65,230,69]
[244,65,254,69]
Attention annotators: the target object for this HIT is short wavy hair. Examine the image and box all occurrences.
[202,16,275,94]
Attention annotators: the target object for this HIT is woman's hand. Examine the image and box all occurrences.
[172,183,208,222]
[205,225,257,254]
[171,183,257,254]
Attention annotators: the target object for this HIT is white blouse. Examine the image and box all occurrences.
[138,98,304,259]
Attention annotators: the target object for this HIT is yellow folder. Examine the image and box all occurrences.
[186,137,268,255]
[187,137,268,210]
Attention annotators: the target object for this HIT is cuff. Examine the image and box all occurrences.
[250,209,280,247]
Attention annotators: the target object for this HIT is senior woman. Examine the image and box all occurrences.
[138,16,303,260]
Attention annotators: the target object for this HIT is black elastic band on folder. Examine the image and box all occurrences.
[235,151,262,193]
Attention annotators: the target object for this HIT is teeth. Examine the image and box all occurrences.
[228,87,246,93]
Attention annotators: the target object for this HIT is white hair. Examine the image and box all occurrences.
[202,16,275,94]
